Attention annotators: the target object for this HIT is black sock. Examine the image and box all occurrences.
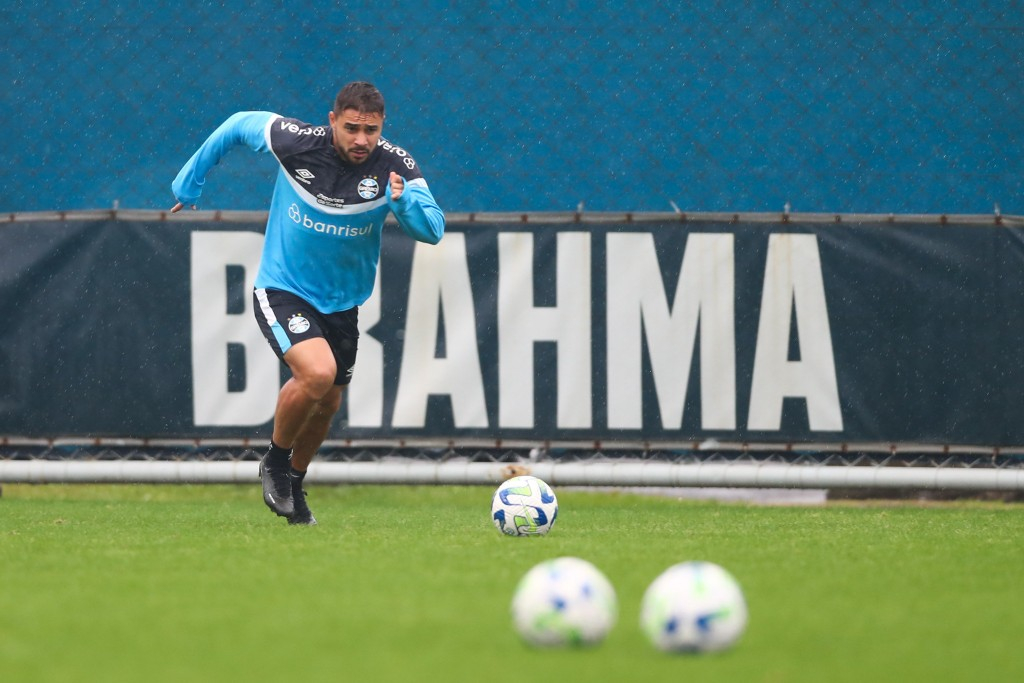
[266,440,292,468]
[289,468,306,490]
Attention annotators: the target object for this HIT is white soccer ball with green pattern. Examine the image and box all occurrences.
[511,557,618,647]
[491,475,558,536]
[640,561,748,653]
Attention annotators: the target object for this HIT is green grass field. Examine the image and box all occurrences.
[1,483,1022,682]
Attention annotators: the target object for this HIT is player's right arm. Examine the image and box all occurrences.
[170,111,276,211]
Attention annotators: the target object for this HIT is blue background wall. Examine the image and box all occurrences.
[2,1,1020,214]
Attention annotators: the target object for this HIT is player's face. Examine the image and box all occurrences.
[329,108,384,164]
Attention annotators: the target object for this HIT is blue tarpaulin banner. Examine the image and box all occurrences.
[1,214,1021,446]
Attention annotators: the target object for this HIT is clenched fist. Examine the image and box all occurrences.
[389,172,404,201]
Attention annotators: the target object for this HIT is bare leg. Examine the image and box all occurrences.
[290,386,344,472]
[272,337,338,452]
[257,338,338,519]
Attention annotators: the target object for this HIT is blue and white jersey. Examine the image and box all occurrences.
[172,111,444,313]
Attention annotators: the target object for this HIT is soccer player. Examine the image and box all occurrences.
[170,82,444,525]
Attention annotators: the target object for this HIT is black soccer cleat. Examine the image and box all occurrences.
[289,482,318,526]
[259,452,294,518]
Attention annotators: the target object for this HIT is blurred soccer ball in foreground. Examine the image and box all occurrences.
[640,561,748,653]
[511,556,618,647]
[491,475,558,536]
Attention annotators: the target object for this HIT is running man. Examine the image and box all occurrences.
[171,82,444,525]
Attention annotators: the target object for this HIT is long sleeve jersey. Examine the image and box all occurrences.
[172,111,445,313]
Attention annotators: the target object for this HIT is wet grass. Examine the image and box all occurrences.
[1,484,1022,682]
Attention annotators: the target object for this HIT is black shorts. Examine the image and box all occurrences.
[253,288,359,386]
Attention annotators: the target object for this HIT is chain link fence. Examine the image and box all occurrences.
[3,441,1022,469]
[2,1,1021,214]
[4,443,1023,499]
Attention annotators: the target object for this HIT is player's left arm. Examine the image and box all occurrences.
[387,170,445,245]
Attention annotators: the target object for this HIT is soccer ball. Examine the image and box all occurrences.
[491,475,558,536]
[640,561,748,653]
[511,556,618,647]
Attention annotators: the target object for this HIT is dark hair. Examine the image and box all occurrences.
[333,81,385,115]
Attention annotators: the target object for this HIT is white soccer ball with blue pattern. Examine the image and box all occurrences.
[640,561,748,653]
[491,475,558,536]
[511,556,618,647]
